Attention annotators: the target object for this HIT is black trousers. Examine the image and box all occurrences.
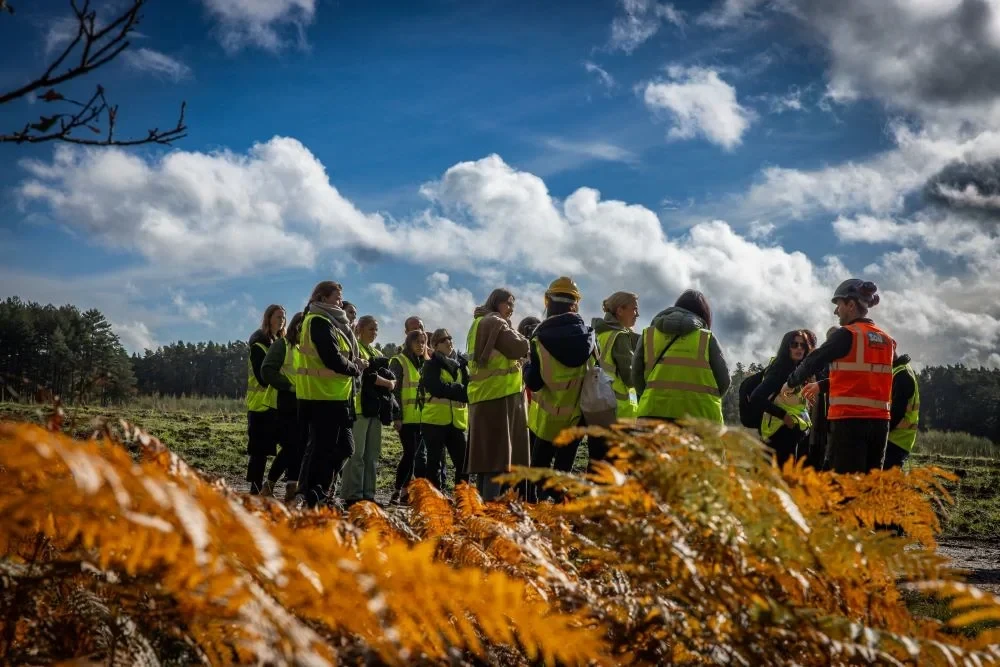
[297,400,355,507]
[267,408,304,483]
[421,424,470,490]
[528,432,581,502]
[394,424,425,492]
[246,410,276,494]
[766,425,808,469]
[882,442,910,470]
[827,418,889,473]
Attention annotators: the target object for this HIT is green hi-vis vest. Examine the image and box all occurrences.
[465,316,523,404]
[394,354,422,424]
[528,338,589,442]
[262,338,296,409]
[421,367,469,431]
[294,312,353,402]
[760,386,812,442]
[888,363,920,453]
[246,341,271,412]
[637,327,723,424]
[354,343,374,415]
[596,328,638,421]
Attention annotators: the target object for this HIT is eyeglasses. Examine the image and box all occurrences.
[789,341,807,349]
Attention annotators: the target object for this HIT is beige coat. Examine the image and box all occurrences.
[464,309,531,474]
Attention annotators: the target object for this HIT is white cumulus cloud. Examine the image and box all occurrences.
[643,66,755,150]
[200,0,316,53]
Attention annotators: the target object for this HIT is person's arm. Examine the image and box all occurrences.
[889,370,914,430]
[422,361,468,402]
[524,340,543,392]
[750,365,790,419]
[312,318,360,377]
[787,328,853,388]
[250,343,268,387]
[708,336,731,395]
[612,331,637,388]
[389,357,403,422]
[261,339,293,392]
[493,325,530,360]
[631,331,647,397]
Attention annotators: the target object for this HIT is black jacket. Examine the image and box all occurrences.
[308,315,361,380]
[360,353,397,424]
[524,313,595,393]
[421,351,469,404]
[890,354,916,431]
[749,358,802,420]
[248,329,271,390]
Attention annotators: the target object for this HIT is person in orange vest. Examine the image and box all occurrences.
[788,280,895,473]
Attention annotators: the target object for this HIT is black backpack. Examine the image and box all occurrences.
[737,358,775,429]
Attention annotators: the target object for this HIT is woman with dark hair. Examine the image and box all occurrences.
[801,326,839,469]
[246,304,285,495]
[293,281,366,509]
[259,311,305,501]
[420,328,470,491]
[631,289,730,424]
[465,288,530,500]
[389,329,428,504]
[749,330,814,467]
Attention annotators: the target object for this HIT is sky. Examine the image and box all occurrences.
[1,0,999,369]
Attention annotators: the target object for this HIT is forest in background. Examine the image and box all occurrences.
[2,296,999,442]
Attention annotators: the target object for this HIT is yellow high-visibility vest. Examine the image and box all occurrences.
[294,312,353,402]
[596,328,638,421]
[421,366,469,431]
[637,327,722,424]
[394,353,422,424]
[246,341,271,412]
[465,316,522,404]
[888,363,920,453]
[528,338,588,442]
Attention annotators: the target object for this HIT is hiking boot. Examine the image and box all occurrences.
[284,481,298,503]
[261,480,275,497]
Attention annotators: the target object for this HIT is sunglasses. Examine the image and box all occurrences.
[438,337,452,343]
[789,341,807,349]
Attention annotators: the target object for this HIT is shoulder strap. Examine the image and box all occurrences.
[651,333,682,370]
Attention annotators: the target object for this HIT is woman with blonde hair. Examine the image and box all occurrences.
[293,281,367,508]
[246,304,285,495]
[465,288,530,500]
[590,291,640,464]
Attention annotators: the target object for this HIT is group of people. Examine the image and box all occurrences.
[244,276,920,509]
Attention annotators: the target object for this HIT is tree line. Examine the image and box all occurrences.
[0,297,997,442]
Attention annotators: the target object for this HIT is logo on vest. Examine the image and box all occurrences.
[866,331,886,346]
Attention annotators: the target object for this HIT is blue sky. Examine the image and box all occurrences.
[2,0,999,368]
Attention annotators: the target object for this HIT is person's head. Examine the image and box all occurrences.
[603,291,639,329]
[307,281,343,309]
[286,312,305,346]
[356,315,379,345]
[544,276,581,317]
[343,301,357,324]
[261,304,286,341]
[831,279,880,326]
[404,315,424,334]
[405,329,427,358]
[674,289,712,330]
[777,330,811,365]
[517,316,541,339]
[431,328,454,356]
[483,288,516,320]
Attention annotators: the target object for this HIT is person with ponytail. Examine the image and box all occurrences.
[293,281,367,508]
[788,279,896,473]
[590,291,640,464]
[246,304,285,495]
[259,311,305,502]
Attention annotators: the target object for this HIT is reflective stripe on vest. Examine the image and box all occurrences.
[888,362,920,452]
[596,328,638,421]
[394,353,422,424]
[420,367,469,430]
[636,327,723,424]
[246,341,271,412]
[760,386,812,442]
[294,312,353,402]
[528,338,589,442]
[828,322,894,420]
[466,316,523,404]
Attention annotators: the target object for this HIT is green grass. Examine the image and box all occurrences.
[915,430,999,459]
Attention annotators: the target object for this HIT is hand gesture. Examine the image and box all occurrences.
[801,382,819,402]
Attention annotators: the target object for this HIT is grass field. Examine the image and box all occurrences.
[1,401,996,537]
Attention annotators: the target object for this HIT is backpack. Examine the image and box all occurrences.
[580,352,618,427]
[738,357,775,430]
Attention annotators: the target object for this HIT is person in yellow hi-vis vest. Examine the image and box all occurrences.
[259,311,305,502]
[525,277,595,502]
[389,329,428,505]
[246,304,285,495]
[465,288,531,501]
[590,291,640,467]
[420,328,471,491]
[884,353,919,469]
[293,281,367,509]
[631,289,731,425]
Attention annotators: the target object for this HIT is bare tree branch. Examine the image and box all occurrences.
[0,0,187,147]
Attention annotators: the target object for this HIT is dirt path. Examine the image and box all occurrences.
[936,537,1000,594]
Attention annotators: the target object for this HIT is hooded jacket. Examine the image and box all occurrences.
[524,313,595,393]
[630,306,730,398]
[592,313,639,388]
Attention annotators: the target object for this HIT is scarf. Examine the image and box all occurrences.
[309,302,360,359]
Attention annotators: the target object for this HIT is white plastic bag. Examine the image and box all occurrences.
[580,360,618,427]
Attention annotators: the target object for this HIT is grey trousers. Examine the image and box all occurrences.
[341,415,383,501]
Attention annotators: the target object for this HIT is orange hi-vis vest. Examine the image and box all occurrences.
[828,321,895,421]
